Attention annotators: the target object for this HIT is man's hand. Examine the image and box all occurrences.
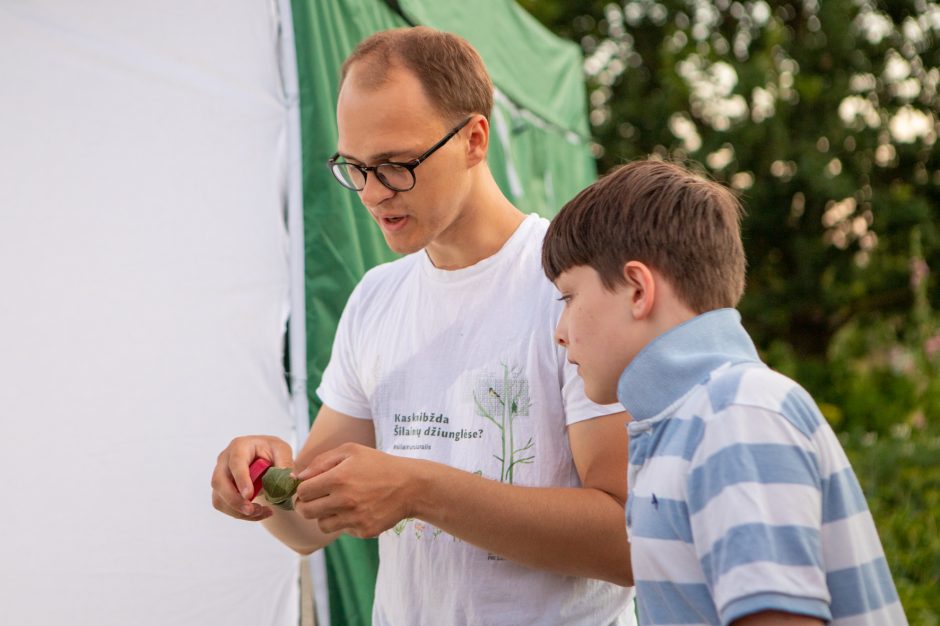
[210,435,294,522]
[286,411,632,585]
[294,443,417,538]
[733,611,824,626]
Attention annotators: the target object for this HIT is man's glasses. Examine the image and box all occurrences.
[327,117,473,192]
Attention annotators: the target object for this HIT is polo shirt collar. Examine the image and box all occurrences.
[617,308,761,422]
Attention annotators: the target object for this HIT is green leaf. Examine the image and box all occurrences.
[262,467,300,511]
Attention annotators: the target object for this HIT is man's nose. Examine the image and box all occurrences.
[359,172,396,206]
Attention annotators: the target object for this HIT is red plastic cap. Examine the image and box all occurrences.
[248,458,273,500]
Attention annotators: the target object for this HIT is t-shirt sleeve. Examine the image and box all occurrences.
[557,345,624,426]
[315,283,372,420]
[686,403,832,624]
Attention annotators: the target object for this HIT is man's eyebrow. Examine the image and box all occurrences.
[336,149,416,164]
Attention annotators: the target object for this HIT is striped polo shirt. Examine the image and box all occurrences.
[618,309,906,626]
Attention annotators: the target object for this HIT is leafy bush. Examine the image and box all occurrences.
[842,428,940,624]
[762,227,939,436]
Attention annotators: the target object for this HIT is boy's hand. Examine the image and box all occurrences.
[211,435,294,522]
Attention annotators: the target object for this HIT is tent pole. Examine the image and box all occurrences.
[276,0,331,624]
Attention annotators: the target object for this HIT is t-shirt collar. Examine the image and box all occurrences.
[419,213,538,283]
[617,308,761,421]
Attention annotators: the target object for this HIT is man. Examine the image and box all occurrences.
[211,26,634,625]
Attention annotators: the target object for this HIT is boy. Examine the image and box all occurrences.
[542,159,906,625]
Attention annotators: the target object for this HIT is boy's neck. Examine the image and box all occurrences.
[633,271,699,346]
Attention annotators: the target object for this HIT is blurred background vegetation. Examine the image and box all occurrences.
[517,0,939,621]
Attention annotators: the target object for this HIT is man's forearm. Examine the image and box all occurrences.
[260,505,342,555]
[410,459,632,585]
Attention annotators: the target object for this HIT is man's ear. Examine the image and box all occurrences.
[465,115,488,167]
[622,261,656,320]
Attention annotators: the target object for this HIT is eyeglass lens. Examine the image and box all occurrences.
[330,162,415,192]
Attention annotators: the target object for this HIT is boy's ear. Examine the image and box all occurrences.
[622,261,655,320]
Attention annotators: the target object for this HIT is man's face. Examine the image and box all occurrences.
[553,265,637,405]
[335,65,471,255]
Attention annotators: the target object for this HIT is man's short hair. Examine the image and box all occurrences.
[542,159,746,313]
[341,26,493,123]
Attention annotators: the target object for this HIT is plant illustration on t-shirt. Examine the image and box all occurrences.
[389,364,534,541]
[473,363,534,484]
[392,469,483,540]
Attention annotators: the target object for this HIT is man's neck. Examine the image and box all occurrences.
[425,172,526,270]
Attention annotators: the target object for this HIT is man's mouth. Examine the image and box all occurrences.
[377,214,410,232]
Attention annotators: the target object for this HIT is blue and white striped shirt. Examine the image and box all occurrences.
[619,309,906,626]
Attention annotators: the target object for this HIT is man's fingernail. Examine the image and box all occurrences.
[241,487,252,499]
[242,504,253,515]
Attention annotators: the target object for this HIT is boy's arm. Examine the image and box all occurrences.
[210,404,375,554]
[294,410,633,586]
[734,611,824,625]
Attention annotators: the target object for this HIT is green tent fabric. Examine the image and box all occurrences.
[289,0,595,623]
[395,0,592,138]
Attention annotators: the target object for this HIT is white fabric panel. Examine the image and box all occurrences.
[0,2,300,625]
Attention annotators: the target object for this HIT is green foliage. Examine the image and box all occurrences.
[517,1,940,617]
[843,428,940,623]
[518,0,940,432]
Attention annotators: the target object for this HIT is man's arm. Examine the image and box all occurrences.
[734,612,824,626]
[295,411,633,585]
[210,404,375,555]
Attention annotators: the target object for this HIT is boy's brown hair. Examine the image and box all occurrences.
[542,159,746,313]
[341,26,493,123]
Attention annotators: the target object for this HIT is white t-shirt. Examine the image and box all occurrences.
[318,214,636,626]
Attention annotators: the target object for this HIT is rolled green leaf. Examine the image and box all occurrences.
[262,467,300,511]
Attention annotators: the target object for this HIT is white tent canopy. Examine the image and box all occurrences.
[0,1,311,624]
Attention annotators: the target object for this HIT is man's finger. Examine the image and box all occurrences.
[316,514,350,535]
[212,491,272,522]
[295,460,350,505]
[226,441,263,500]
[295,445,351,480]
[272,445,294,471]
[295,488,349,520]
[228,438,294,500]
[211,461,249,509]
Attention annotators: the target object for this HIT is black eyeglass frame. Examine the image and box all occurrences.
[327,116,473,192]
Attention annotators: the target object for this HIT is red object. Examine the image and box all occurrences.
[248,458,273,500]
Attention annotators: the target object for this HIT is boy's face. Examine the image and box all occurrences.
[554,265,638,405]
[335,64,473,256]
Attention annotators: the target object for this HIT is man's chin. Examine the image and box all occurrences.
[381,234,424,256]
